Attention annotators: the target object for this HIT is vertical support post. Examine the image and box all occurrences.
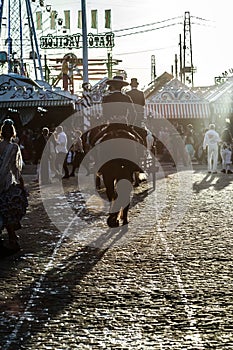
[7,0,12,72]
[175,54,178,78]
[44,54,50,82]
[107,51,112,78]
[0,0,5,36]
[19,0,25,75]
[183,16,186,83]
[151,55,156,82]
[81,0,88,83]
[179,33,182,82]
[25,0,44,80]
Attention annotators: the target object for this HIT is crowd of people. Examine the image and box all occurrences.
[1,79,233,186]
[158,121,233,174]
[1,75,233,254]
[1,89,233,183]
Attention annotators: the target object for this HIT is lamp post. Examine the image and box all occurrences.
[81,0,88,83]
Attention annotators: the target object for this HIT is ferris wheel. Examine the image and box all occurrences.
[0,0,44,80]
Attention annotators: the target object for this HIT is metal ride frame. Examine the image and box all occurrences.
[0,0,43,80]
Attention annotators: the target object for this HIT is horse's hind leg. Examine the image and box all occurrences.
[102,173,119,227]
[107,212,119,228]
[134,171,140,187]
[122,204,130,225]
[95,172,102,190]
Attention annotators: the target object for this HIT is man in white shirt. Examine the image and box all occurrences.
[54,126,69,178]
[203,123,221,174]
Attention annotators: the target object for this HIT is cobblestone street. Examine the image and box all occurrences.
[1,163,233,349]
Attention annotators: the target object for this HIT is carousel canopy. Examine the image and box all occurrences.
[0,73,78,124]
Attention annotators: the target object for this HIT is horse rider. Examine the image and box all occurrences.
[99,75,140,226]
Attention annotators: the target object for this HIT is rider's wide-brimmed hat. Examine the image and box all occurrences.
[106,75,129,87]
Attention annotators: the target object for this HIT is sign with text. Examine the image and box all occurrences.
[40,32,114,50]
[214,76,228,85]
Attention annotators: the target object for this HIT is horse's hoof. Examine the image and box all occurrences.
[122,219,129,226]
[107,215,119,228]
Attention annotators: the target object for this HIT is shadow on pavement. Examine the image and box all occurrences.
[193,172,233,193]
[1,225,129,348]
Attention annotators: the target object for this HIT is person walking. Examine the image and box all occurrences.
[126,78,145,126]
[170,124,189,167]
[203,123,221,174]
[220,122,233,167]
[184,124,196,160]
[33,127,51,185]
[0,119,28,256]
[69,129,89,177]
[54,126,69,179]
[220,143,233,174]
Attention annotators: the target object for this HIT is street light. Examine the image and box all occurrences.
[81,0,88,83]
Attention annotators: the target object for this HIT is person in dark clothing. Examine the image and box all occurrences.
[170,124,188,167]
[69,129,89,177]
[184,124,196,160]
[221,124,233,144]
[102,76,137,125]
[220,123,233,166]
[126,78,145,126]
[100,75,142,226]
[34,128,49,164]
[33,127,50,184]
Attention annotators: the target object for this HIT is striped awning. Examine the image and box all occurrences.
[0,99,74,108]
[211,103,233,115]
[146,102,210,119]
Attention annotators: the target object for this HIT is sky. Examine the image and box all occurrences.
[83,0,233,89]
[2,0,233,90]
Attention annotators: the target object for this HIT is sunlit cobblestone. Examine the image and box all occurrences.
[0,165,233,349]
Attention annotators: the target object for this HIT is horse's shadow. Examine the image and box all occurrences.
[1,225,128,348]
[131,186,153,204]
[65,177,153,226]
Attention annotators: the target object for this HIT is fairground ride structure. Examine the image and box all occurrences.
[0,0,44,81]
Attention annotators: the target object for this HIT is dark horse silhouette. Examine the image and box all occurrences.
[82,123,147,227]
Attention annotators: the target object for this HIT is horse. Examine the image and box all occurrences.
[82,123,147,227]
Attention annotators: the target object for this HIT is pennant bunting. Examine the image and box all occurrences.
[64,10,70,29]
[105,9,111,29]
[36,11,42,30]
[78,10,82,28]
[91,9,97,29]
[50,11,56,29]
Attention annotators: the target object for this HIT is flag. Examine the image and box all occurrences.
[36,11,42,30]
[64,10,70,29]
[91,9,97,29]
[105,9,111,29]
[50,11,56,29]
[78,10,82,28]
